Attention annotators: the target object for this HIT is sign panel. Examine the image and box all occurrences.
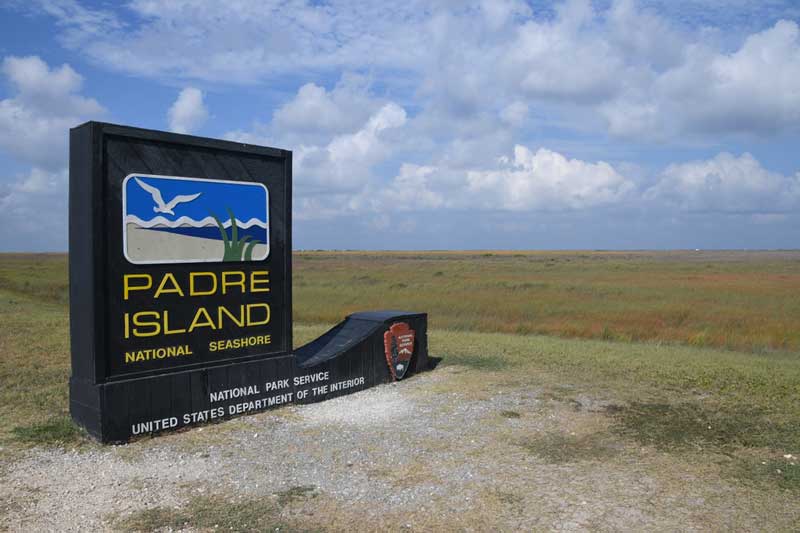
[69,123,292,382]
[123,174,270,264]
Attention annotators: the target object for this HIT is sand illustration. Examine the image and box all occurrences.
[125,224,268,263]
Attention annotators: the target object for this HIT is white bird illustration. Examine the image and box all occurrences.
[135,177,202,215]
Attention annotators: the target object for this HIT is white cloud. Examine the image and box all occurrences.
[464,146,634,210]
[273,77,381,137]
[229,81,412,219]
[511,2,625,104]
[225,74,386,151]
[358,164,446,213]
[602,19,800,138]
[299,144,634,219]
[46,0,427,84]
[294,102,407,192]
[0,167,69,251]
[0,55,103,169]
[167,87,209,134]
[646,152,800,212]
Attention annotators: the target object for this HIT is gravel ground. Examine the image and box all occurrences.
[1,366,798,532]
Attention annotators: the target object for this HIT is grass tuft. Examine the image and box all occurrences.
[12,416,85,447]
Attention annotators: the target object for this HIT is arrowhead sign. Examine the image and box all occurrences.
[384,322,416,380]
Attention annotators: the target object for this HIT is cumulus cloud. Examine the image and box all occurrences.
[167,87,209,134]
[0,55,103,169]
[295,102,407,192]
[602,19,800,138]
[298,144,634,220]
[464,146,634,210]
[225,74,386,151]
[510,2,625,104]
[646,152,800,213]
[273,78,381,137]
[356,164,446,214]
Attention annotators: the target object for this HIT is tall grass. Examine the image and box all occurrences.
[210,208,261,261]
[293,250,800,354]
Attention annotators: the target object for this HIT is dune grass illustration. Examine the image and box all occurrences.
[210,208,261,261]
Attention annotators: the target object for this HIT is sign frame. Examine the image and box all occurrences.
[69,122,293,438]
[69,122,429,443]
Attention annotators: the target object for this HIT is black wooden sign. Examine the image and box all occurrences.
[69,122,428,443]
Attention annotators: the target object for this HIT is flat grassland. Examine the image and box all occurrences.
[1,251,799,530]
[295,250,800,353]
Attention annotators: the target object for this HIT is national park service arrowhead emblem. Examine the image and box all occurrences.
[384,322,415,380]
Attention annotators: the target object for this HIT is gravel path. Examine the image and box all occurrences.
[1,367,797,532]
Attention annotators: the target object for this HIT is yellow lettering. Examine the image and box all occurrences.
[188,307,216,332]
[221,271,246,295]
[154,272,184,298]
[246,303,271,326]
[218,305,245,327]
[132,311,161,337]
[163,310,186,335]
[250,271,270,292]
[123,274,152,300]
[190,271,217,296]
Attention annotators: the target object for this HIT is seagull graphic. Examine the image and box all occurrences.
[135,177,202,216]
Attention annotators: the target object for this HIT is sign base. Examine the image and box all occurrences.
[70,311,427,443]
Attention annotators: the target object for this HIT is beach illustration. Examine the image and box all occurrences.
[123,174,269,264]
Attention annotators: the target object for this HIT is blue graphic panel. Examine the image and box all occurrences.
[122,174,269,264]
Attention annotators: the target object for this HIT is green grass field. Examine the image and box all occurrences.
[1,251,798,492]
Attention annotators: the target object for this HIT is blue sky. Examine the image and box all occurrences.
[1,0,799,251]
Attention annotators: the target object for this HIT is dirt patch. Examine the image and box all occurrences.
[1,366,798,531]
